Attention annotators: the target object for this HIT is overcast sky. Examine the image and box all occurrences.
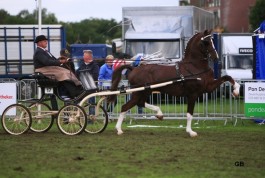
[0,0,179,22]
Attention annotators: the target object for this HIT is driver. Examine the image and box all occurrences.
[33,35,84,98]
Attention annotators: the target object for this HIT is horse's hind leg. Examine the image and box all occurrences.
[115,94,140,135]
[116,112,126,135]
[186,113,198,137]
[137,91,164,120]
[144,103,164,120]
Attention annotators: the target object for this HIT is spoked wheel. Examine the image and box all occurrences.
[57,104,87,135]
[84,104,108,134]
[28,102,54,132]
[1,104,32,135]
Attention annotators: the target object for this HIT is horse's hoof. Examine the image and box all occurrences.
[156,115,164,120]
[232,91,239,97]
[117,130,124,135]
[189,131,198,137]
[232,83,240,97]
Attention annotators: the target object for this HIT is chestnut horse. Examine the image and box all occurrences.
[108,29,240,137]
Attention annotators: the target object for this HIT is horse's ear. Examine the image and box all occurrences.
[204,29,212,35]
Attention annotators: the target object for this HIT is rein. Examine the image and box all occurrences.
[119,64,211,90]
[176,61,211,79]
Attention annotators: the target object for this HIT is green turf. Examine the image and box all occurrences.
[0,119,264,178]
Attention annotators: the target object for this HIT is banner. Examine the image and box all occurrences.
[0,83,17,115]
[245,82,265,117]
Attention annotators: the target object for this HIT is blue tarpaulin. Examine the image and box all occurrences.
[255,36,265,79]
[255,21,265,79]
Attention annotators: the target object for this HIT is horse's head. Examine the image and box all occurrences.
[199,29,219,61]
[184,29,219,62]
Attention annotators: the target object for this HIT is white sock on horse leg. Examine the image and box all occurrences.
[144,102,163,116]
[186,113,193,132]
[116,112,126,135]
[186,113,198,137]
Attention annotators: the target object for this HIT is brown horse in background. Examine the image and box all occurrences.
[108,29,240,137]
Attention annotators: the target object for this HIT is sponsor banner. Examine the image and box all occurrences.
[244,82,265,117]
[245,103,265,117]
[0,83,17,115]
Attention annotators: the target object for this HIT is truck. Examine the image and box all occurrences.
[0,24,66,79]
[120,6,214,62]
[70,43,112,69]
[213,33,253,80]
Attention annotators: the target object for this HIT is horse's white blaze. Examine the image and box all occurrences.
[116,112,126,135]
[233,82,240,96]
[144,102,163,116]
[186,113,198,137]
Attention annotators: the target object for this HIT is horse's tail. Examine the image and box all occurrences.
[107,65,134,103]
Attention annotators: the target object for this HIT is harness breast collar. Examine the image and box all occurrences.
[175,61,212,80]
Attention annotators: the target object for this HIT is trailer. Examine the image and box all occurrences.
[121,6,214,61]
[70,43,112,69]
[0,25,66,79]
[213,33,253,80]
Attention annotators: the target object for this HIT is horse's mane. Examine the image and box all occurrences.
[183,32,201,59]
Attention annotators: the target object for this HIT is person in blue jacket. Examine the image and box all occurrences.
[98,54,114,87]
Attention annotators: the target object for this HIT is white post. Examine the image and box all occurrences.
[37,0,42,99]
[38,0,42,35]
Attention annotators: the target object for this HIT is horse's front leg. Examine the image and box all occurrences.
[144,102,164,120]
[186,97,198,137]
[205,76,240,97]
[232,82,240,97]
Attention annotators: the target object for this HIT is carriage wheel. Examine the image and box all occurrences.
[28,102,54,132]
[57,104,87,135]
[84,104,108,134]
[1,104,32,135]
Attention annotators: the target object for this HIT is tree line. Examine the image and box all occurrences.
[0,8,122,45]
[1,0,265,45]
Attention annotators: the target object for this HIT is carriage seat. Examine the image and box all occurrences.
[31,72,59,88]
[78,69,98,91]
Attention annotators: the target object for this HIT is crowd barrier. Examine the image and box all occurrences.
[2,78,264,126]
[98,79,264,126]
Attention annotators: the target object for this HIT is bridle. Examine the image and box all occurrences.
[200,34,217,61]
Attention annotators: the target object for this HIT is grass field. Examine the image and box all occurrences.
[0,119,264,178]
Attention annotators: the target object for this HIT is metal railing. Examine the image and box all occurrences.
[1,78,264,125]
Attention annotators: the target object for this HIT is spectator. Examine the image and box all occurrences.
[76,50,99,114]
[98,55,117,113]
[76,50,99,82]
[33,35,83,98]
[98,54,114,88]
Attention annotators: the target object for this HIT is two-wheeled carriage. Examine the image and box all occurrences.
[1,70,108,135]
[1,30,241,137]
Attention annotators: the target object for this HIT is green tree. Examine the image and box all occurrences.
[63,18,121,44]
[249,0,265,31]
[0,8,122,45]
